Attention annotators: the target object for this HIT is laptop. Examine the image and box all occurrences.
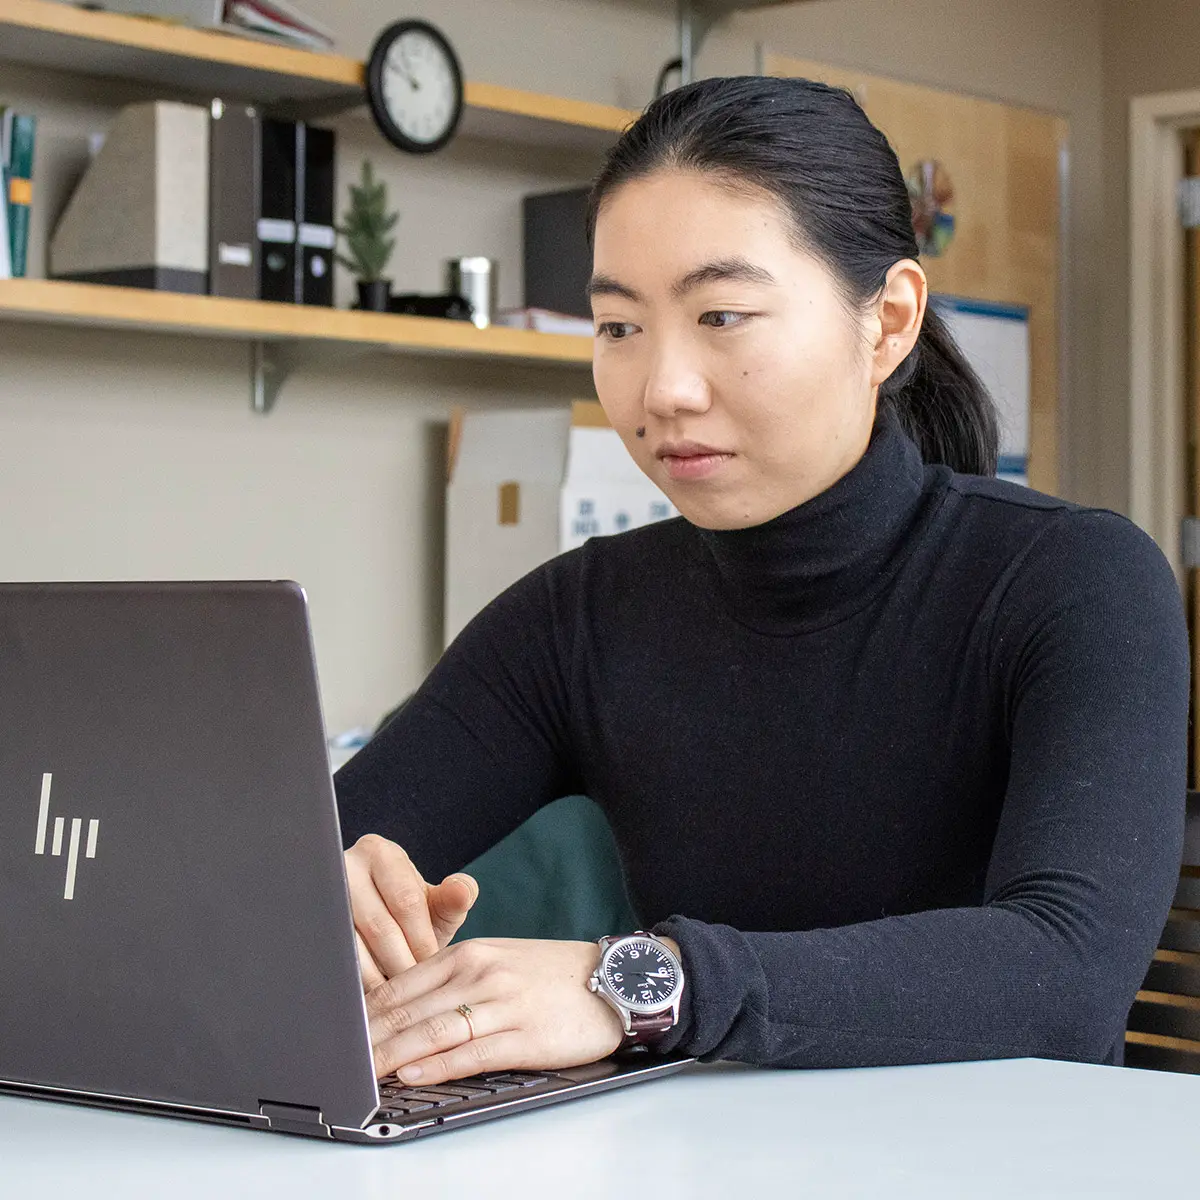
[0,580,692,1143]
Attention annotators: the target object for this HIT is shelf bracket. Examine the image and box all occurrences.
[250,340,373,415]
[678,1,722,85]
[251,340,291,415]
[677,2,773,85]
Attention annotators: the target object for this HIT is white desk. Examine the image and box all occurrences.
[2,1058,1196,1199]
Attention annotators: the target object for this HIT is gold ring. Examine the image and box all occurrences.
[456,1003,476,1040]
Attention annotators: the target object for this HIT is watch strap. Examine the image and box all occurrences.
[623,1009,676,1046]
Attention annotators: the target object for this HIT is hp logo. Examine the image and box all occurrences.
[34,773,100,900]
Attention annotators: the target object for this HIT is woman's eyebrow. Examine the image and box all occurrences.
[586,258,777,305]
[583,259,772,304]
[587,273,642,303]
[671,258,777,297]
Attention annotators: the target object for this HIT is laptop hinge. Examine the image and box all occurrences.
[258,1100,331,1138]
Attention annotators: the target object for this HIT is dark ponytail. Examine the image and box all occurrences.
[587,76,999,476]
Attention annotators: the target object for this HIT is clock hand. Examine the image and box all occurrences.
[400,45,422,91]
[385,62,419,91]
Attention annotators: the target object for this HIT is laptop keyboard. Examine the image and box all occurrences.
[377,1071,560,1119]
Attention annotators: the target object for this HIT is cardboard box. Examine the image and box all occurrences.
[444,401,678,646]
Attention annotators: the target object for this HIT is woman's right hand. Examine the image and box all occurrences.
[344,834,479,991]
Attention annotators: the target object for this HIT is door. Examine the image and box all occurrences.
[1183,131,1200,785]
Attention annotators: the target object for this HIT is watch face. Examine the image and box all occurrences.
[367,21,464,154]
[602,938,680,1012]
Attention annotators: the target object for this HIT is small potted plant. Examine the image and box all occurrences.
[337,159,399,312]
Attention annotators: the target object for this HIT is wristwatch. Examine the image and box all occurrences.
[587,931,685,1049]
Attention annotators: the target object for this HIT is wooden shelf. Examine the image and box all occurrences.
[0,277,593,365]
[0,5,616,409]
[458,81,635,152]
[0,0,638,149]
[0,0,363,105]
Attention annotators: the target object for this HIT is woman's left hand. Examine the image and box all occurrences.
[365,938,626,1085]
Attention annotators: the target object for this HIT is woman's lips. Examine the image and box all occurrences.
[660,451,734,481]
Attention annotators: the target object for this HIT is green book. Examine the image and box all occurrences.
[6,111,36,278]
[0,106,10,279]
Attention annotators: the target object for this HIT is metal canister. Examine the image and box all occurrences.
[444,257,498,329]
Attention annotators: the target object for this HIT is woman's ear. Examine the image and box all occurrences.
[870,259,927,388]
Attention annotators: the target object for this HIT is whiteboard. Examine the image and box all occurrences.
[930,295,1030,487]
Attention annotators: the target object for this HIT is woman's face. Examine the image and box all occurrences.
[590,168,925,530]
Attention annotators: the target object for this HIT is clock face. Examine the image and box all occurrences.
[602,939,680,1011]
[367,20,464,154]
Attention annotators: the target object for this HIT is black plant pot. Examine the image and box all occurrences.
[356,279,392,312]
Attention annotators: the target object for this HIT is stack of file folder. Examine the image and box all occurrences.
[49,99,336,306]
[211,103,336,304]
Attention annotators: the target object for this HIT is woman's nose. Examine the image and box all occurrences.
[642,345,710,418]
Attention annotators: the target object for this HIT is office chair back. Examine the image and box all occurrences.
[1126,789,1200,1072]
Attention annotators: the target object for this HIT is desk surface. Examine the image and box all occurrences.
[2,1057,1196,1199]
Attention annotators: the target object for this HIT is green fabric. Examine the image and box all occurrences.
[453,795,639,943]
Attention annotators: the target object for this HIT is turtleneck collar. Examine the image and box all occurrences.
[692,408,933,635]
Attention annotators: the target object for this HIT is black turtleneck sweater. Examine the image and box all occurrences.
[335,411,1190,1069]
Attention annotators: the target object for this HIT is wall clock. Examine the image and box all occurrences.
[366,20,464,155]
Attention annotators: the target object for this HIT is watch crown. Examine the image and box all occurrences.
[587,976,599,992]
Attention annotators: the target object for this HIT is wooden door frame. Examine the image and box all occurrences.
[1129,87,1200,575]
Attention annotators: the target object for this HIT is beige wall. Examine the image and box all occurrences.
[0,0,1122,736]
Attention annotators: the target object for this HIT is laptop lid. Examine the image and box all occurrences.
[0,581,379,1132]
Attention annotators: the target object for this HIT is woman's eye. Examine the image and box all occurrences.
[699,310,750,329]
[597,322,637,340]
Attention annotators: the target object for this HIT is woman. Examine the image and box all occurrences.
[335,75,1189,1087]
